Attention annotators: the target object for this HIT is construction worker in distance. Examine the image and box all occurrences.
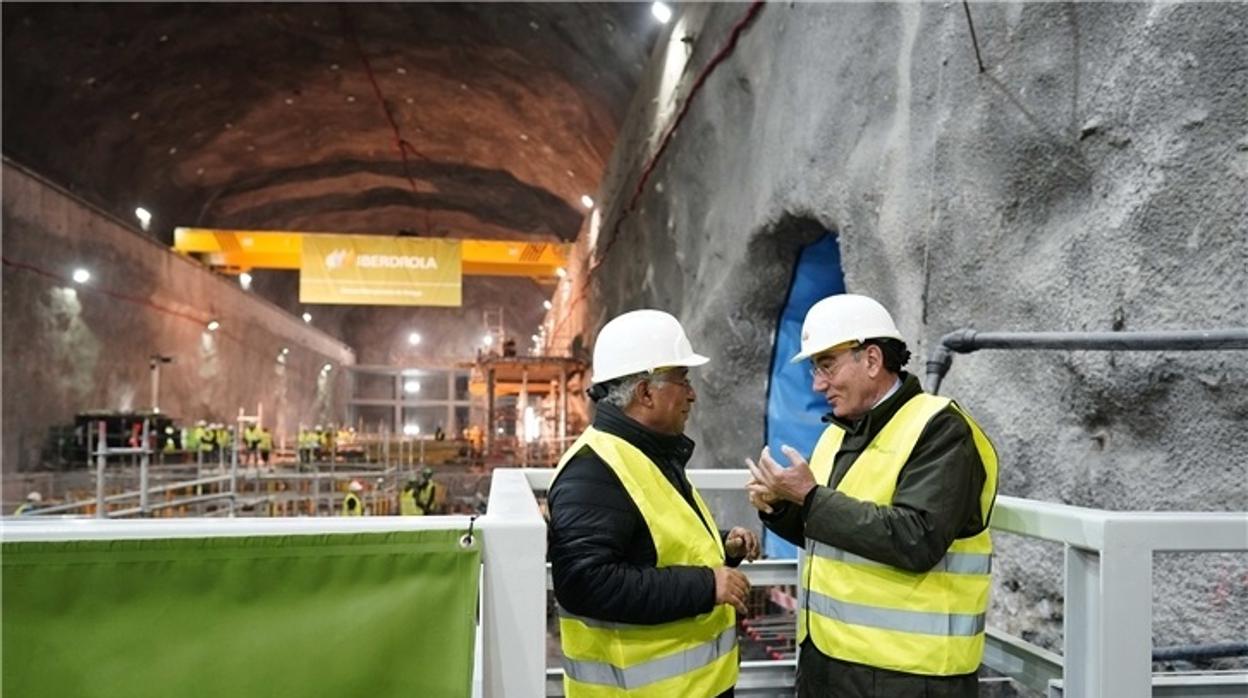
[257,426,273,468]
[746,294,999,697]
[186,420,203,455]
[15,491,43,516]
[199,423,217,459]
[342,480,365,516]
[243,422,261,465]
[548,309,759,698]
[162,426,178,454]
[401,467,440,516]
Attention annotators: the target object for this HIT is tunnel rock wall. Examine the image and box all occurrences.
[2,162,355,478]
[583,3,1247,654]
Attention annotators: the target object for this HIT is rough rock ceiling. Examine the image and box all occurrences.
[2,2,657,357]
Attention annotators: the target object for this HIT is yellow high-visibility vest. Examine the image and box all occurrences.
[400,489,421,516]
[798,393,999,676]
[553,427,738,697]
[341,492,363,517]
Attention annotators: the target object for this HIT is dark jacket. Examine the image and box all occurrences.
[763,373,987,697]
[548,402,743,626]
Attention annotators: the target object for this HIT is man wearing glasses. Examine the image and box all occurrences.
[746,294,998,697]
[549,309,759,697]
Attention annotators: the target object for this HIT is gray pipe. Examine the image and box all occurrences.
[926,328,1248,394]
[1153,642,1248,663]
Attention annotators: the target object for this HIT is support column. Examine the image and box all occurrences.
[486,367,495,454]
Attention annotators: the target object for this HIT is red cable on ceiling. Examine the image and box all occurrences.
[548,1,766,346]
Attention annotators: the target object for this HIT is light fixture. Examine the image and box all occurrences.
[302,312,312,323]
[206,320,220,332]
[404,380,421,394]
[322,363,332,372]
[71,268,91,284]
[403,424,420,436]
[555,267,567,278]
[482,334,495,347]
[281,347,290,355]
[276,353,286,364]
[531,334,540,343]
[238,272,253,290]
[134,207,152,231]
[542,300,553,311]
[651,2,672,24]
[580,194,594,208]
[407,331,422,346]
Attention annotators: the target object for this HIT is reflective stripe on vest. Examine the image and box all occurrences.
[553,427,738,697]
[800,393,999,676]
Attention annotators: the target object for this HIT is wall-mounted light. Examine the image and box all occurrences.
[651,2,672,24]
[407,331,422,346]
[239,272,253,290]
[322,363,332,373]
[206,320,221,332]
[542,300,553,311]
[482,334,495,347]
[580,194,594,209]
[71,268,92,284]
[302,312,313,323]
[135,206,152,231]
[555,267,567,278]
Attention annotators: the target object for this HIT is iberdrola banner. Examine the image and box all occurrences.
[3,529,480,697]
[300,234,463,306]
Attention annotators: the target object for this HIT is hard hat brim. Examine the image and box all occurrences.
[592,352,709,384]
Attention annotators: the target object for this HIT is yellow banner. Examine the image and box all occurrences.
[299,235,462,306]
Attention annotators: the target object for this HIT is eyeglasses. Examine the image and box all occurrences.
[809,345,861,380]
[649,368,693,390]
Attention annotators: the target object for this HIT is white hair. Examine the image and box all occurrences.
[600,373,647,408]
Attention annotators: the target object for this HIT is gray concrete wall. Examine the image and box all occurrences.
[2,161,355,480]
[582,3,1246,656]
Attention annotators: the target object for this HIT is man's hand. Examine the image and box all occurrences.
[713,566,750,615]
[746,445,818,505]
[724,526,761,561]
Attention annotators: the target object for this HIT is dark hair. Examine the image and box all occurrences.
[862,338,911,374]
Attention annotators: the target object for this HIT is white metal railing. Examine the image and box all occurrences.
[4,468,1244,697]
[522,468,1248,698]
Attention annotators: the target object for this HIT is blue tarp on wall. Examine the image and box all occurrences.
[762,234,845,559]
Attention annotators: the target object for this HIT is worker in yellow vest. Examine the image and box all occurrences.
[746,294,999,697]
[243,423,261,465]
[257,426,273,467]
[400,468,439,516]
[342,480,365,516]
[548,310,758,697]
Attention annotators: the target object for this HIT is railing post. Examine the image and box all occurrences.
[139,418,150,516]
[95,420,107,518]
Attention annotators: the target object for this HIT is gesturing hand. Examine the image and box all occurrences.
[746,445,818,505]
[713,566,751,615]
[724,526,761,561]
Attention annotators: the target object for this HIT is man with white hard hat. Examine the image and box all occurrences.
[745,294,998,697]
[548,309,759,697]
[341,479,365,516]
[15,491,43,516]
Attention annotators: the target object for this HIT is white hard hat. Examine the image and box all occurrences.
[591,309,709,384]
[348,480,364,492]
[791,294,903,363]
[27,491,43,503]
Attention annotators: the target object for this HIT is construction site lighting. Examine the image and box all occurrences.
[482,335,495,347]
[403,424,420,436]
[531,334,540,343]
[651,2,672,24]
[206,320,220,332]
[555,267,567,278]
[407,331,422,346]
[580,194,594,208]
[322,363,333,372]
[543,300,553,311]
[403,380,421,394]
[281,347,290,355]
[238,272,253,290]
[302,312,312,323]
[71,268,91,284]
[135,206,152,231]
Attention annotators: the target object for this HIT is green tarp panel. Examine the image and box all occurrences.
[3,529,480,697]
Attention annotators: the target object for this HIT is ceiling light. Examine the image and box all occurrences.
[580,194,594,208]
[135,207,152,231]
[71,268,91,284]
[543,300,553,311]
[206,320,220,332]
[302,312,312,323]
[651,2,672,24]
[404,380,421,394]
[408,331,422,346]
[238,272,253,290]
[555,267,567,278]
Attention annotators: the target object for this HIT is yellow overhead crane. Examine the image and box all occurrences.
[172,227,569,279]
